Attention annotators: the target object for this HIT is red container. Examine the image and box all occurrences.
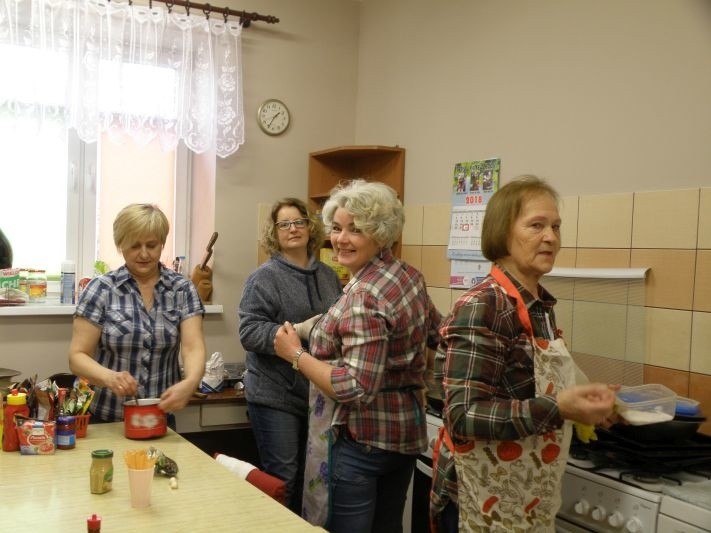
[123,399,167,439]
[3,389,30,451]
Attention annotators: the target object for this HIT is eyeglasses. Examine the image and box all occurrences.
[275,218,309,231]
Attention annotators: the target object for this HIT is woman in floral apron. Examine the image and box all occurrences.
[430,176,618,532]
[274,180,442,532]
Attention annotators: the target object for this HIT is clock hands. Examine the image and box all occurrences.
[267,110,283,127]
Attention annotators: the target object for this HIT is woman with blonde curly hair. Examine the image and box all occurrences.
[239,197,341,514]
[274,180,442,532]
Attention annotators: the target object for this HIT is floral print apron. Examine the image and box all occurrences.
[438,266,577,532]
[301,385,337,527]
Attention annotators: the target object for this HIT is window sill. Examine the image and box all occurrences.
[0,301,224,317]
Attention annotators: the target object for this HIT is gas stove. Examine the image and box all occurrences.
[557,429,711,532]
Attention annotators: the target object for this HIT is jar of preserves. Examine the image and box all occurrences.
[90,449,114,494]
[27,269,47,303]
[56,415,76,450]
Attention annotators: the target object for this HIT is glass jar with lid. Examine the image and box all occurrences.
[27,269,47,303]
[90,449,114,494]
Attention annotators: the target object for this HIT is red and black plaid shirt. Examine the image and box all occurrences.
[310,249,442,455]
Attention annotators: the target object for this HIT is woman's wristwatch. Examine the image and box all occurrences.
[293,347,306,371]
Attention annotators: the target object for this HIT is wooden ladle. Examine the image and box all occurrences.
[191,232,218,303]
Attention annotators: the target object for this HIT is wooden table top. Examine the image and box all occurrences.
[0,422,321,531]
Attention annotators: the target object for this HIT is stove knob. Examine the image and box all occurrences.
[625,517,644,533]
[608,511,624,528]
[591,506,607,521]
[573,500,590,515]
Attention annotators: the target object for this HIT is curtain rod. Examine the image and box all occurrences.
[146,0,279,26]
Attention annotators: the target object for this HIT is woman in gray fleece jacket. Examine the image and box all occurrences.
[238,197,342,514]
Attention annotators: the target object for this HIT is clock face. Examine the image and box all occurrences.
[257,99,290,135]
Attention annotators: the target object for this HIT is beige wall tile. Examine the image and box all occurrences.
[554,299,573,340]
[428,286,453,318]
[575,248,630,268]
[572,352,630,385]
[401,245,422,271]
[644,366,690,397]
[560,195,578,248]
[632,189,699,249]
[571,301,628,360]
[422,204,451,246]
[402,204,423,245]
[645,308,692,371]
[420,245,450,288]
[577,193,633,248]
[555,248,576,267]
[691,311,711,375]
[575,278,644,305]
[541,277,575,300]
[699,188,711,249]
[631,249,695,310]
[694,250,711,312]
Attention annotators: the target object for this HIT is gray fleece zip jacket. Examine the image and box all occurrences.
[238,253,342,416]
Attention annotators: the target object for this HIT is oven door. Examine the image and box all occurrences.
[411,455,434,533]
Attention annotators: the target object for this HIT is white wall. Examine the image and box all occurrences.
[354,0,711,201]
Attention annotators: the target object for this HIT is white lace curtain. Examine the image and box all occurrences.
[0,0,244,158]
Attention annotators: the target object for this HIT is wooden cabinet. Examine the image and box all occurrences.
[308,145,405,208]
[308,145,405,271]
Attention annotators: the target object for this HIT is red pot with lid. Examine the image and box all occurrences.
[123,399,167,439]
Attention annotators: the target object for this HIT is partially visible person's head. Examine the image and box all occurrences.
[260,198,326,257]
[481,175,560,262]
[113,203,170,251]
[321,179,404,249]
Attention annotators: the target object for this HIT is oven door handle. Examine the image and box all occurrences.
[416,459,433,478]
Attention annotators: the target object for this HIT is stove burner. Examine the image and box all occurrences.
[630,471,660,484]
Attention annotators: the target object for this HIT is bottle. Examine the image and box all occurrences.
[2,389,30,452]
[0,227,12,269]
[56,415,76,450]
[90,449,114,494]
[60,260,76,304]
[87,513,102,533]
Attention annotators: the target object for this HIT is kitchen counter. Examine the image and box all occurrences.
[0,422,321,531]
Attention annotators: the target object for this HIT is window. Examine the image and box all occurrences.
[0,122,191,279]
[0,40,195,280]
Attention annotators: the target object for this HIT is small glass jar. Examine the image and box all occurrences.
[90,449,114,494]
[27,269,47,303]
[56,415,76,450]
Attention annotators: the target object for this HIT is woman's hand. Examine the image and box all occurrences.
[557,383,618,426]
[159,379,195,412]
[274,321,302,362]
[106,371,138,397]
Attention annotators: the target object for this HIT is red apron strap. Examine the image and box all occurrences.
[490,265,533,338]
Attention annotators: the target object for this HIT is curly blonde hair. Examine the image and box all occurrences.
[260,198,326,258]
[321,179,404,248]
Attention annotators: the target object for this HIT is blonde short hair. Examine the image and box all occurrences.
[113,204,170,250]
[260,198,326,258]
[321,179,404,248]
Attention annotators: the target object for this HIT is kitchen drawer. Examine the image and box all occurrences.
[201,403,249,427]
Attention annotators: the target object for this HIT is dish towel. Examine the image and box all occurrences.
[214,453,286,505]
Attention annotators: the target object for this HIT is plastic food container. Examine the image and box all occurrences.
[615,384,677,426]
[675,396,701,416]
[123,399,167,439]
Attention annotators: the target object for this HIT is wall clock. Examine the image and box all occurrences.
[257,99,290,136]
